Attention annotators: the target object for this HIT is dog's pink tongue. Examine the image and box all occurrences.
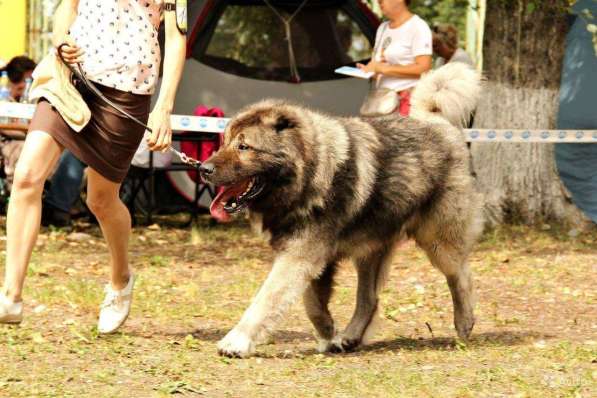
[209,181,251,223]
[210,190,231,223]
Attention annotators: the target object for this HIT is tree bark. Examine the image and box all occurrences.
[471,0,588,226]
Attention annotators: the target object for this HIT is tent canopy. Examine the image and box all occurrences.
[184,0,379,82]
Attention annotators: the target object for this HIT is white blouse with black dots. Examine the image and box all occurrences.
[69,0,164,95]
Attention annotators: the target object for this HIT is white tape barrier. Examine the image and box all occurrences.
[464,129,597,143]
[0,102,35,120]
[0,102,228,133]
[2,102,596,142]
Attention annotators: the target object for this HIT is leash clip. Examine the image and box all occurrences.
[170,147,202,167]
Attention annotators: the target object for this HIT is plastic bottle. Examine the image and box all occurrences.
[19,77,33,124]
[0,71,11,124]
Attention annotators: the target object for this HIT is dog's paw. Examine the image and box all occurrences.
[322,334,361,353]
[316,338,334,353]
[455,315,475,341]
[217,329,255,358]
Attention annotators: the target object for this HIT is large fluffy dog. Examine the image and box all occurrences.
[200,63,483,358]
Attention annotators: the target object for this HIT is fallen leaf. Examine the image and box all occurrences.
[33,304,47,314]
[534,340,547,349]
[67,232,93,242]
[31,332,46,344]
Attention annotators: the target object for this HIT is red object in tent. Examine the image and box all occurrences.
[180,105,225,182]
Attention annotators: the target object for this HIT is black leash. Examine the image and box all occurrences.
[56,43,202,167]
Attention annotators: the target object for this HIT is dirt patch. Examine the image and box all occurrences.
[1,217,595,397]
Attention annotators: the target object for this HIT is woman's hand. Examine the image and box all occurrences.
[357,60,388,75]
[56,37,84,64]
[146,108,173,152]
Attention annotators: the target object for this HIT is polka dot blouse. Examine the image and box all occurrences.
[69,0,164,95]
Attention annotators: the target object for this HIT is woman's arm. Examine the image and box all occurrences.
[358,55,432,79]
[147,2,187,151]
[377,55,432,78]
[52,0,84,63]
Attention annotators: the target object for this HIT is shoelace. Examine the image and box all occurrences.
[100,286,123,309]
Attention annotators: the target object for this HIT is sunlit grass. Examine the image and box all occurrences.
[0,217,595,397]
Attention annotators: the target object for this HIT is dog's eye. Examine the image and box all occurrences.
[238,143,250,151]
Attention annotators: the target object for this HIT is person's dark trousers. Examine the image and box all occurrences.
[42,151,86,227]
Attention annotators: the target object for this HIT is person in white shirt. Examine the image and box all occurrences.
[357,0,433,116]
[432,23,475,69]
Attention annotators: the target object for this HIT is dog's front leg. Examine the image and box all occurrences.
[218,248,327,358]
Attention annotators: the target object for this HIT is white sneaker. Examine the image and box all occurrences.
[98,275,135,334]
[0,292,23,324]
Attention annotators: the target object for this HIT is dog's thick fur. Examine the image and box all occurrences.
[202,62,483,358]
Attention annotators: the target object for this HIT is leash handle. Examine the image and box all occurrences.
[55,43,202,167]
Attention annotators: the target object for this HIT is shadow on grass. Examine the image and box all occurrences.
[261,329,555,359]
[148,327,553,359]
[352,330,554,354]
[157,327,313,343]
[275,330,555,359]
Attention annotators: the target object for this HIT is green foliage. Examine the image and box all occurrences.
[206,6,284,68]
[410,0,470,40]
[365,0,470,45]
[364,0,596,56]
[578,6,597,55]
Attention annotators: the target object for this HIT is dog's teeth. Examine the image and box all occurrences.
[232,202,237,208]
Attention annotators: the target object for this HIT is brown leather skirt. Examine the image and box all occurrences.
[28,84,150,183]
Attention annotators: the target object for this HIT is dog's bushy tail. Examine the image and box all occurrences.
[410,62,481,128]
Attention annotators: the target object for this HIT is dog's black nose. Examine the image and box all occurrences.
[199,162,215,176]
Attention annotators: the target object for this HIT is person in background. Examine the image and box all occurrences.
[432,23,474,68]
[0,56,37,190]
[0,56,37,101]
[432,23,476,129]
[432,23,476,176]
[357,0,432,116]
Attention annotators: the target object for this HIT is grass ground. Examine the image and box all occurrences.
[0,216,595,397]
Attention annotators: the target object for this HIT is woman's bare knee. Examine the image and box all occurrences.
[86,192,115,219]
[86,169,125,220]
[11,130,63,195]
[11,164,46,195]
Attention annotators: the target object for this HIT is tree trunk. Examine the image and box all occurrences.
[471,0,588,226]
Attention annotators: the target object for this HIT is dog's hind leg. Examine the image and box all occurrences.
[416,234,476,340]
[445,259,475,340]
[327,246,393,353]
[303,262,338,352]
[413,170,482,341]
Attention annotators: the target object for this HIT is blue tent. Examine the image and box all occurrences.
[555,0,597,223]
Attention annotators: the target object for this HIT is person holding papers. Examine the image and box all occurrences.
[357,0,432,116]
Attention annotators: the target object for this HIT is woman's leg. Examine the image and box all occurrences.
[85,168,131,290]
[2,131,63,302]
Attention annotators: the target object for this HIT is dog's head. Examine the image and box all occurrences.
[200,100,311,222]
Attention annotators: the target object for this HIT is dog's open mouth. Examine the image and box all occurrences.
[210,177,265,222]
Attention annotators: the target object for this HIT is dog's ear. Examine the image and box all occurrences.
[273,115,296,133]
